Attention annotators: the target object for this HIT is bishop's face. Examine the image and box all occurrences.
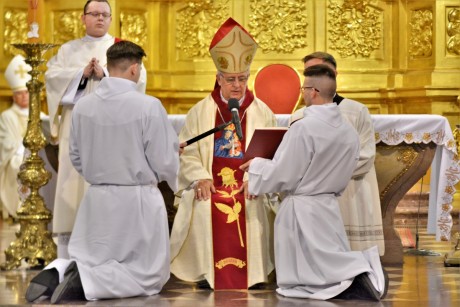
[217,71,249,101]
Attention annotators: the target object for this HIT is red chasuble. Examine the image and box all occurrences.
[210,87,253,289]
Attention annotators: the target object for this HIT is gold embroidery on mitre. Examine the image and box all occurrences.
[244,54,253,66]
[217,56,229,69]
[215,257,246,269]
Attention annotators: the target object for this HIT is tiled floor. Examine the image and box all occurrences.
[0,219,459,306]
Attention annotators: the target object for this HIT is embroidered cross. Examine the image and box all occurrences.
[15,64,28,79]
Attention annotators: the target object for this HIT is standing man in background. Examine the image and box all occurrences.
[45,0,146,258]
[290,51,384,256]
[0,55,31,220]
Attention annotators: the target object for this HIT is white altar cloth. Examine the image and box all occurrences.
[168,114,459,241]
[372,114,459,241]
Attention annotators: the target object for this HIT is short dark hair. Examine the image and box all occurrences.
[107,41,146,70]
[303,64,336,80]
[83,0,111,14]
[303,64,337,100]
[302,52,337,69]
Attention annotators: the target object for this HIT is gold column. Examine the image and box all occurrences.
[0,43,57,270]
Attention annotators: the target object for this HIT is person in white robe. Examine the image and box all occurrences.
[241,64,387,301]
[0,55,31,219]
[290,52,384,256]
[45,0,147,258]
[170,18,276,290]
[26,41,179,304]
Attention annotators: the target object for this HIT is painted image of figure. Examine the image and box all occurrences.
[214,126,242,159]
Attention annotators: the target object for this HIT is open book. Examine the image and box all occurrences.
[243,127,288,162]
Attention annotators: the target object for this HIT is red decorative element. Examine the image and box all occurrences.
[253,64,302,114]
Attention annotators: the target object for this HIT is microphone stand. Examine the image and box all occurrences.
[183,120,233,146]
[405,176,440,256]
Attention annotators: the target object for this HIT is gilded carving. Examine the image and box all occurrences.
[397,147,418,165]
[1,44,57,270]
[53,11,85,45]
[408,9,433,58]
[248,0,308,54]
[176,0,229,58]
[3,9,28,56]
[447,8,460,55]
[328,0,382,57]
[377,145,419,200]
[453,124,460,155]
[120,11,147,54]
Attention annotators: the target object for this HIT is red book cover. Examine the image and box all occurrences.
[243,127,288,162]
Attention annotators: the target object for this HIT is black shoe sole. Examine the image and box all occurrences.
[25,269,59,302]
[50,262,84,304]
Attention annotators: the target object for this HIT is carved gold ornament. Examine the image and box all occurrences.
[1,43,57,270]
[328,0,381,57]
[3,9,28,56]
[447,8,460,55]
[409,9,433,58]
[53,10,85,44]
[176,0,229,58]
[120,11,147,56]
[248,0,308,54]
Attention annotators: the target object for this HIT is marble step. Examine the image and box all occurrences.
[394,192,459,227]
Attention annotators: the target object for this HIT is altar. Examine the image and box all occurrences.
[167,114,460,264]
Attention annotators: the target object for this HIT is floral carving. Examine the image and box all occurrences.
[248,0,308,54]
[176,0,229,58]
[120,11,147,58]
[409,9,433,58]
[53,11,85,45]
[3,9,28,56]
[447,8,460,55]
[328,0,382,57]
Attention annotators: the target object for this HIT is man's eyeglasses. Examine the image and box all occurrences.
[85,12,111,19]
[300,86,320,93]
[220,74,249,85]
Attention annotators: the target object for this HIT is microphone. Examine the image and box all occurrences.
[228,98,243,140]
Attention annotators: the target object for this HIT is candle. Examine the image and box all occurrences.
[27,0,43,43]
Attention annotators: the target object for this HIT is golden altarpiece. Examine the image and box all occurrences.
[0,0,459,116]
[0,0,459,267]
